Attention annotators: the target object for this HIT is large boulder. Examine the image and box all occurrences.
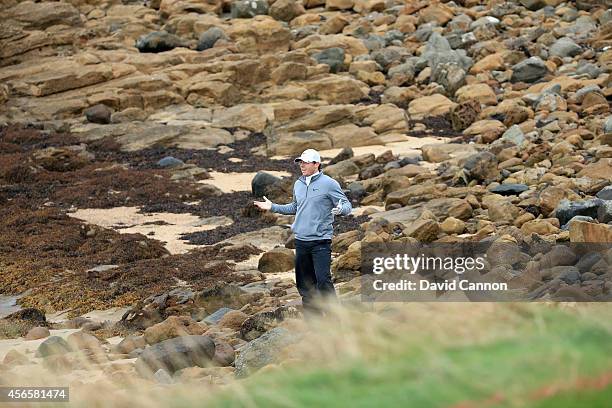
[234,327,300,377]
[135,335,216,378]
[25,326,50,341]
[251,171,284,199]
[258,247,295,273]
[84,104,112,124]
[66,331,105,355]
[35,336,72,358]
[569,220,612,243]
[5,1,82,29]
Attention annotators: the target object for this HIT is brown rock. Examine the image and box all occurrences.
[322,124,382,148]
[470,53,505,74]
[386,184,440,207]
[503,106,532,127]
[160,0,222,16]
[440,217,466,234]
[514,212,535,228]
[520,219,560,235]
[212,104,269,133]
[577,159,612,181]
[324,160,361,178]
[304,76,368,104]
[417,4,454,26]
[270,0,305,22]
[408,94,457,120]
[421,143,477,163]
[332,241,361,272]
[144,316,206,345]
[456,84,497,106]
[403,218,440,242]
[218,310,249,330]
[186,81,240,107]
[25,326,50,340]
[381,86,418,108]
[464,120,506,143]
[537,186,581,216]
[353,0,386,14]
[271,62,308,85]
[113,335,146,354]
[320,15,350,34]
[486,198,520,223]
[582,92,609,115]
[450,99,482,131]
[569,220,612,243]
[325,0,354,10]
[258,247,295,273]
[5,1,82,29]
[66,331,105,354]
[212,339,235,366]
[227,16,292,54]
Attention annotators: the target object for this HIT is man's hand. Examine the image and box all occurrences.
[331,200,342,216]
[253,196,272,211]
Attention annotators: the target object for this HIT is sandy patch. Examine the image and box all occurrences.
[199,170,291,193]
[69,207,233,254]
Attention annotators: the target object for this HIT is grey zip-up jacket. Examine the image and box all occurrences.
[270,171,352,241]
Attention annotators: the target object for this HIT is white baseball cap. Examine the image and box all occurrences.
[294,148,321,163]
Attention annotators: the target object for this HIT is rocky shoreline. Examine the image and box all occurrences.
[1,0,612,393]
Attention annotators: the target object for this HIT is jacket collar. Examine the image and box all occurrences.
[298,171,324,184]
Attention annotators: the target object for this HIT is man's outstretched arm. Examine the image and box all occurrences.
[329,180,352,216]
[253,188,297,215]
[270,197,297,215]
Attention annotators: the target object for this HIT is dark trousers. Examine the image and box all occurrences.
[295,239,337,315]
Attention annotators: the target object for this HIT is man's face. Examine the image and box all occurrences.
[298,160,319,176]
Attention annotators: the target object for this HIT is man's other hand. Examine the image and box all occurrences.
[331,200,342,215]
[254,196,272,211]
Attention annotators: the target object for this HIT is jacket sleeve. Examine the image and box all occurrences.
[270,185,297,215]
[328,179,352,216]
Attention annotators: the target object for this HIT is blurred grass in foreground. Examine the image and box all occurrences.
[204,303,612,408]
[64,303,612,408]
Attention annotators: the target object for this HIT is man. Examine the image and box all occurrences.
[253,148,352,315]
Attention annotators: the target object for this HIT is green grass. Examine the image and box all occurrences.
[200,307,612,408]
[529,384,612,408]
